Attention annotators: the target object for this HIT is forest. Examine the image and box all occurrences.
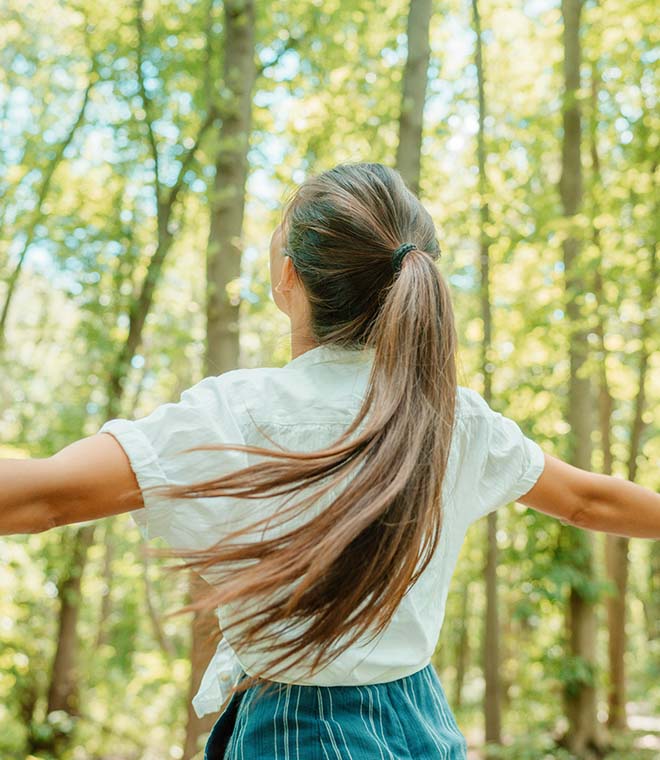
[0,0,658,758]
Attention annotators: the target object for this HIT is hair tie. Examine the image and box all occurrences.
[391,242,417,273]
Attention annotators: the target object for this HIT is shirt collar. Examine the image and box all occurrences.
[284,343,375,370]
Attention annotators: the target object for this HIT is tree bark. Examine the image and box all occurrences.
[606,234,656,727]
[558,2,604,755]
[31,524,97,756]
[395,0,433,196]
[454,582,470,710]
[184,1,257,756]
[95,522,115,649]
[471,0,501,748]
[144,550,176,659]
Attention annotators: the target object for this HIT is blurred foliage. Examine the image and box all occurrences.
[0,0,658,758]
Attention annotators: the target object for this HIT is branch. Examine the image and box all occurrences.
[255,34,301,79]
[164,106,218,213]
[135,0,161,201]
[0,76,95,344]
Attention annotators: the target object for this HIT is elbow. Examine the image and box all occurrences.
[567,482,601,530]
[568,500,592,529]
[28,499,63,534]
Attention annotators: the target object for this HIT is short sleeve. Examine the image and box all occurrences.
[99,374,251,549]
[455,388,546,528]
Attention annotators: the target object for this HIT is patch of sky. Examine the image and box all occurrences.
[381,47,401,66]
[603,67,621,82]
[51,66,75,90]
[176,90,193,115]
[481,29,495,45]
[143,76,160,94]
[247,167,282,207]
[106,241,124,258]
[18,244,58,281]
[11,54,34,76]
[153,118,180,142]
[80,129,114,165]
[114,56,132,71]
[243,245,260,264]
[449,271,475,290]
[524,0,557,18]
[274,49,300,81]
[641,48,658,64]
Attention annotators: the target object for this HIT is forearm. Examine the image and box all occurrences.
[576,473,660,539]
[0,458,57,535]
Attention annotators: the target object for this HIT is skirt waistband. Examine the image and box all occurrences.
[205,663,468,760]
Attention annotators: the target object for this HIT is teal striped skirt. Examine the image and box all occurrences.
[204,663,468,759]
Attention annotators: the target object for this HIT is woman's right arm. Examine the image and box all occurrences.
[519,452,660,539]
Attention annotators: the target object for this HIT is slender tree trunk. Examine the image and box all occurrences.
[589,62,624,732]
[558,2,604,755]
[144,551,176,658]
[471,0,501,748]
[95,522,115,648]
[454,582,470,709]
[184,1,257,756]
[647,542,660,642]
[606,235,656,727]
[30,525,97,755]
[395,0,433,196]
[46,525,97,715]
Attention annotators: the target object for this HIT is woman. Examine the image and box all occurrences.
[2,162,659,759]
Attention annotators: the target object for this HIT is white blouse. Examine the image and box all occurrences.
[99,343,545,718]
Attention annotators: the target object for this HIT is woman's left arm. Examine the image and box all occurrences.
[520,452,660,539]
[1,433,143,535]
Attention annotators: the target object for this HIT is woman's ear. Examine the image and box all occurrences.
[275,255,297,294]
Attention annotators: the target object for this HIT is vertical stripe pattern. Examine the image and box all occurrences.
[205,663,468,759]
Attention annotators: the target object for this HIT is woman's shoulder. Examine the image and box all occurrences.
[455,385,493,422]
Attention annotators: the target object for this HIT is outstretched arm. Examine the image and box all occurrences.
[519,452,660,539]
[1,434,143,535]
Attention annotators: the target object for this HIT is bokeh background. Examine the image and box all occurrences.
[1,0,658,758]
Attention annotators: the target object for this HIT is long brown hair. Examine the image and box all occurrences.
[151,162,457,703]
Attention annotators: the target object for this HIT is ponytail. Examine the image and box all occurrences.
[150,162,457,702]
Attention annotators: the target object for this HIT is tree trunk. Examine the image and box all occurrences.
[589,62,626,733]
[95,522,115,648]
[471,0,501,748]
[454,582,470,710]
[144,550,176,659]
[46,525,97,715]
[184,1,256,756]
[558,2,604,755]
[395,0,433,196]
[647,542,660,642]
[30,524,97,756]
[606,236,655,727]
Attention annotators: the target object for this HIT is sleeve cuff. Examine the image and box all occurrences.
[511,438,546,504]
[99,419,171,540]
